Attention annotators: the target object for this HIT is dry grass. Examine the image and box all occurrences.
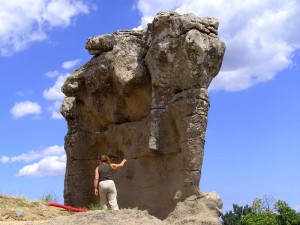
[0,194,74,222]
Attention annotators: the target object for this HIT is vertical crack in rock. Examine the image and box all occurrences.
[61,11,225,223]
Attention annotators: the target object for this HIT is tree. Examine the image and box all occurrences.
[221,204,252,225]
[223,196,300,225]
[252,195,275,213]
[274,200,300,225]
[241,212,277,225]
[241,198,300,225]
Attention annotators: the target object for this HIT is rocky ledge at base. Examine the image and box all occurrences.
[61,10,226,225]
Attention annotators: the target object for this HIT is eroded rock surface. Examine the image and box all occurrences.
[61,11,225,223]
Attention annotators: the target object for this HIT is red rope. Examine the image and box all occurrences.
[48,202,89,212]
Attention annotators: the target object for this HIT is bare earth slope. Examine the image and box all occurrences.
[0,194,163,225]
[0,194,74,223]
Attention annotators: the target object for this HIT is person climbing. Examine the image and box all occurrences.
[94,155,127,210]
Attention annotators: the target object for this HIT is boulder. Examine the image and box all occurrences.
[61,11,225,223]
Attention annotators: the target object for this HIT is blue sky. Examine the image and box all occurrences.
[0,0,299,213]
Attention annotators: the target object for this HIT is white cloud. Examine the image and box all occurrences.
[294,204,300,212]
[17,155,66,177]
[51,111,64,119]
[135,0,185,28]
[0,145,66,177]
[43,74,68,119]
[62,58,81,70]
[10,101,42,118]
[43,74,68,101]
[0,0,90,56]
[0,156,10,164]
[43,0,89,27]
[12,68,69,120]
[132,25,143,31]
[135,0,300,91]
[48,101,65,119]
[45,70,60,78]
[15,89,33,97]
[2,145,65,163]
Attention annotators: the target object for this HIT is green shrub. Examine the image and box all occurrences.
[40,192,58,203]
[241,212,277,225]
[88,202,105,210]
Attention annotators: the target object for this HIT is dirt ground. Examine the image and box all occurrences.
[0,194,74,223]
[0,194,164,225]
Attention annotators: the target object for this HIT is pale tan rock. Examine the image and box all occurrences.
[85,34,115,55]
[165,192,223,225]
[61,10,225,223]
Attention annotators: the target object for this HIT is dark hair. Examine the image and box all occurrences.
[98,155,111,164]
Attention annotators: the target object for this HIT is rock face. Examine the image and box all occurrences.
[61,11,225,223]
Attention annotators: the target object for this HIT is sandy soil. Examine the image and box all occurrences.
[0,194,74,224]
[0,194,164,225]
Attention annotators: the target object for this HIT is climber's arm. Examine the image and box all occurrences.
[94,167,99,196]
[111,159,127,169]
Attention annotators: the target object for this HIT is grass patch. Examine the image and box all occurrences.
[0,194,41,209]
[88,202,105,211]
[40,192,58,203]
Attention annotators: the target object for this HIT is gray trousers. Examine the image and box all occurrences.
[99,180,119,210]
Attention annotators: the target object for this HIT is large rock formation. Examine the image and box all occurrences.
[61,11,225,223]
